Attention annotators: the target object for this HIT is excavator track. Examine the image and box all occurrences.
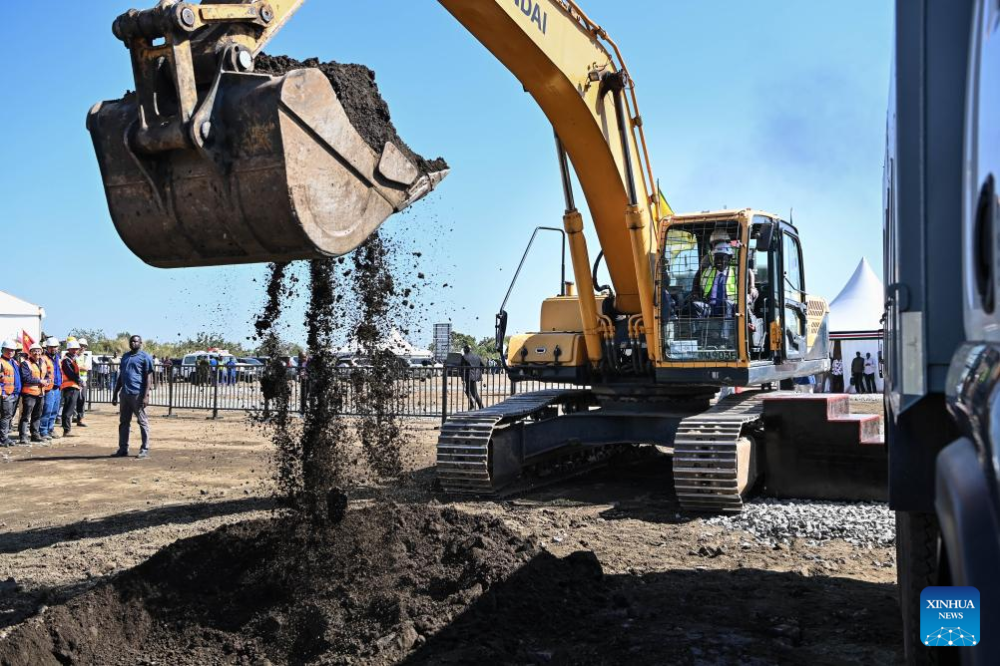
[436,389,589,495]
[672,392,768,513]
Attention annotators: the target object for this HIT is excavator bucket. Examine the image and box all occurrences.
[87,68,447,268]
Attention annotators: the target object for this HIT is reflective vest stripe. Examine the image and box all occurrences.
[0,359,15,397]
[60,358,80,391]
[41,356,54,392]
[21,360,42,396]
[701,267,737,301]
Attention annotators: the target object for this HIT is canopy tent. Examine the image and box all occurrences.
[827,258,884,393]
[335,329,433,361]
[0,290,44,345]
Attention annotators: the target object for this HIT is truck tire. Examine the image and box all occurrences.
[896,511,942,665]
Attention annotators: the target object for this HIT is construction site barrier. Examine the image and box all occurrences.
[85,362,565,422]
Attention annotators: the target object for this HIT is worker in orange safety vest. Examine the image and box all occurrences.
[18,343,46,444]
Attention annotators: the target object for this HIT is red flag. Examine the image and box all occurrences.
[21,330,34,353]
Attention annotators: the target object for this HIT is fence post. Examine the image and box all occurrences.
[440,367,448,425]
[300,372,307,415]
[167,365,175,417]
[211,368,220,419]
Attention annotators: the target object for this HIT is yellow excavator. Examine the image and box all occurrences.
[89,1,869,512]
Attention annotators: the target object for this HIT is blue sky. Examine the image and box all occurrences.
[1,1,892,348]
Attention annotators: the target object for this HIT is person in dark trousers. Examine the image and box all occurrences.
[18,343,46,444]
[460,344,485,410]
[850,351,865,394]
[0,340,22,447]
[74,338,92,427]
[863,352,877,394]
[196,356,210,387]
[59,341,83,437]
[830,356,845,393]
[112,335,154,459]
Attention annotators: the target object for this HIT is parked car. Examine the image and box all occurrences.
[236,357,264,382]
[178,351,236,382]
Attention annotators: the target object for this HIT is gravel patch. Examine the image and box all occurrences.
[705,499,895,549]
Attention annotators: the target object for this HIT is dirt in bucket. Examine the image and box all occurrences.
[255,55,448,175]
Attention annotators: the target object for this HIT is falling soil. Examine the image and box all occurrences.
[254,262,297,505]
[255,55,448,175]
[350,232,408,480]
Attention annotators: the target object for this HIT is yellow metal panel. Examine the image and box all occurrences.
[508,332,587,366]
[437,0,654,314]
[805,295,829,348]
[539,295,609,331]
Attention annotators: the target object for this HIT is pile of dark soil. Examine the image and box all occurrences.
[255,55,448,175]
[0,504,542,666]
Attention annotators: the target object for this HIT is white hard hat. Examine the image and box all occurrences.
[1,340,15,350]
[78,338,89,346]
[709,228,731,243]
[29,343,43,351]
[43,337,60,347]
[67,341,81,350]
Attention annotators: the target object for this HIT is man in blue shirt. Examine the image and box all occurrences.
[111,335,154,459]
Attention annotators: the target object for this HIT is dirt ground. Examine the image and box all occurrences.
[0,406,900,664]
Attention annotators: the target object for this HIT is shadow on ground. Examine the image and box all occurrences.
[403,552,902,665]
[0,496,275,555]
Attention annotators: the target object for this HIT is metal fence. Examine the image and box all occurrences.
[86,363,565,422]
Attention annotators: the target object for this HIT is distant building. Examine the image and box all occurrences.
[0,290,44,344]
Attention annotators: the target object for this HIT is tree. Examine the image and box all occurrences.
[67,328,108,346]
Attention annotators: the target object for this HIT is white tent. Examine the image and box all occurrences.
[0,290,44,345]
[335,329,433,361]
[827,258,884,393]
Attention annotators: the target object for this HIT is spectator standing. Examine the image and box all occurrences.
[18,343,46,444]
[460,344,485,410]
[864,352,877,393]
[830,357,844,393]
[40,337,62,441]
[209,355,219,385]
[60,341,83,437]
[226,356,238,385]
[850,352,865,394]
[75,338,93,427]
[196,356,210,387]
[0,340,22,447]
[112,335,154,459]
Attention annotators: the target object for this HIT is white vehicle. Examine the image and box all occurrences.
[178,350,236,381]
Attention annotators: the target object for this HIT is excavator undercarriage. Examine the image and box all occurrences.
[436,388,887,511]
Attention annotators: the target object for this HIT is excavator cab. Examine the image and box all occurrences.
[657,209,830,387]
[87,2,446,268]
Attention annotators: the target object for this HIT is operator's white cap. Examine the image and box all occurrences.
[78,338,89,346]
[43,337,59,347]
[0,340,15,350]
[67,341,81,350]
[29,342,43,351]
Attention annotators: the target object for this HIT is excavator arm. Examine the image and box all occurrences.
[89,0,665,362]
